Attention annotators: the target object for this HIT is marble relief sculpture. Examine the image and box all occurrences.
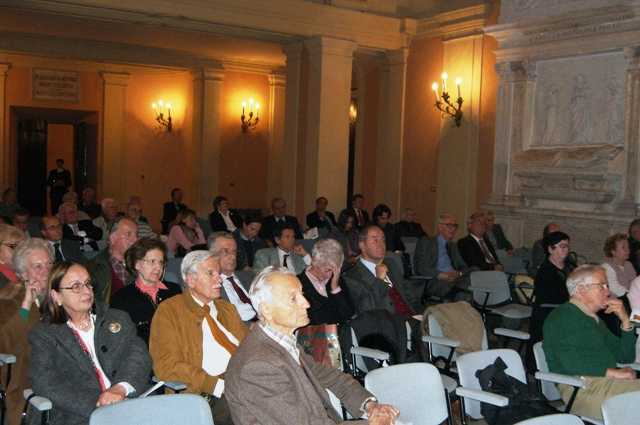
[605,76,624,145]
[541,83,560,145]
[568,74,593,145]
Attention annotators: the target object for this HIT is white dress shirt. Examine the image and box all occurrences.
[220,211,237,232]
[191,295,239,397]
[220,273,256,321]
[277,247,311,273]
[360,258,392,286]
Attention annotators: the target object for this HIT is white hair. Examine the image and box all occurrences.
[181,250,214,281]
[311,238,344,269]
[566,264,606,296]
[13,238,53,280]
[249,266,294,318]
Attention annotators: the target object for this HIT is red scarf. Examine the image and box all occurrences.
[135,278,168,303]
[0,264,18,283]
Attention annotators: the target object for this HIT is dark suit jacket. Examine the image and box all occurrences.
[342,259,414,316]
[209,209,243,233]
[79,201,102,220]
[488,224,513,251]
[28,304,151,425]
[306,211,337,231]
[457,234,501,271]
[52,239,85,264]
[233,229,267,269]
[298,271,354,325]
[63,220,103,251]
[259,214,303,242]
[225,326,370,425]
[413,235,468,278]
[394,220,427,238]
[342,207,370,229]
[161,201,186,234]
[381,223,405,252]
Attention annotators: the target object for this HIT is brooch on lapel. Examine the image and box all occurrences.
[108,322,122,333]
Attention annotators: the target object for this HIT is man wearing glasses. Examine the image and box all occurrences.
[543,265,640,421]
[413,213,470,300]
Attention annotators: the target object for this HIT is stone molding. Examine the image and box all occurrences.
[415,4,488,40]
[304,37,358,60]
[191,68,225,82]
[268,73,286,87]
[100,71,130,86]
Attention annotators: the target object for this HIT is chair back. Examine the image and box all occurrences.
[601,390,640,425]
[532,342,561,401]
[456,348,526,420]
[515,414,584,425]
[89,394,213,425]
[470,271,511,306]
[196,217,212,238]
[426,310,488,362]
[365,363,448,425]
[296,239,316,255]
[164,257,184,287]
[496,250,527,275]
[401,237,418,274]
[384,252,405,278]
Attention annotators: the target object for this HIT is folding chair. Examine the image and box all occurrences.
[0,354,16,425]
[516,414,584,425]
[365,363,451,425]
[601,390,640,425]
[89,394,213,425]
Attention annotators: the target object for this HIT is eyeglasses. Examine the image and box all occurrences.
[59,280,93,293]
[141,258,165,267]
[583,282,609,290]
[439,223,459,229]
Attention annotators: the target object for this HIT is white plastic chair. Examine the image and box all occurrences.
[469,271,532,321]
[515,414,584,425]
[89,394,213,425]
[1,353,16,425]
[365,363,450,425]
[601,390,640,425]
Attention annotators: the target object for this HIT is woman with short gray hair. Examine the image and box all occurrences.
[297,238,354,325]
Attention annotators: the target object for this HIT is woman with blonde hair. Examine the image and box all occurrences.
[166,208,206,257]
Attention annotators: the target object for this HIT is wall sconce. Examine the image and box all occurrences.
[152,99,172,132]
[241,98,260,132]
[431,72,464,127]
[349,99,358,125]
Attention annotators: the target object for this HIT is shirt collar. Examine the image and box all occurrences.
[260,323,300,363]
[190,293,217,316]
[359,257,378,276]
[470,233,483,243]
[277,247,291,256]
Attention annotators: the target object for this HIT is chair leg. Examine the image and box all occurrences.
[459,396,467,425]
[444,389,453,425]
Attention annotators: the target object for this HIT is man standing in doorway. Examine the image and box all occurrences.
[46,158,72,214]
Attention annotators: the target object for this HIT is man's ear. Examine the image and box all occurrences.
[260,303,273,323]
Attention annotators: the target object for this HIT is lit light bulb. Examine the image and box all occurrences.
[166,103,172,110]
[158,100,164,107]
[242,101,247,108]
[441,72,448,81]
[249,98,254,105]
[455,77,462,86]
[431,82,439,91]
[255,103,260,110]
[152,103,157,109]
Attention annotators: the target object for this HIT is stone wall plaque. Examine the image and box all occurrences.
[32,69,79,102]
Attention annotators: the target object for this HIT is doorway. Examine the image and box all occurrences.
[12,107,99,216]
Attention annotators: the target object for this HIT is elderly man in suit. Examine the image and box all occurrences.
[150,250,247,425]
[342,193,370,230]
[208,231,257,324]
[225,266,399,425]
[209,196,243,233]
[306,196,337,233]
[253,223,310,274]
[413,213,470,299]
[458,211,503,272]
[232,213,266,269]
[259,197,303,243]
[58,201,102,252]
[40,215,85,264]
[342,225,417,316]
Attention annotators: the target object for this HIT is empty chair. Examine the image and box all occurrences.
[601,390,640,425]
[365,363,450,425]
[515,414,584,425]
[469,271,532,321]
[89,394,213,425]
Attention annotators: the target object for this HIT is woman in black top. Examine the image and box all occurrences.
[297,238,354,325]
[110,238,181,344]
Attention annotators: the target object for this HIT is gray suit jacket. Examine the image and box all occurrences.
[342,259,416,315]
[413,235,468,278]
[253,247,307,274]
[225,325,370,424]
[28,304,151,425]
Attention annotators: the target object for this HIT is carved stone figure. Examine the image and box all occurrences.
[605,76,624,145]
[569,74,593,145]
[541,83,560,145]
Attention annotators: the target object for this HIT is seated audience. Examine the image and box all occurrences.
[40,215,84,264]
[149,251,247,425]
[0,188,21,220]
[394,208,426,238]
[79,186,101,219]
[298,238,354,325]
[485,210,513,253]
[11,207,34,237]
[110,238,181,344]
[209,195,243,233]
[457,211,503,271]
[209,232,257,323]
[161,187,187,235]
[330,210,360,265]
[59,201,102,251]
[126,200,157,239]
[167,208,206,257]
[29,262,151,425]
[0,224,25,287]
[259,197,303,243]
[602,233,636,300]
[86,216,139,303]
[543,265,640,421]
[306,196,337,233]
[530,222,560,276]
[233,213,266,269]
[530,231,573,356]
[628,218,640,274]
[413,213,470,299]
[93,197,120,242]
[225,266,399,425]
[342,193,370,229]
[0,238,52,425]
[253,223,310,274]
[343,225,416,316]
[372,204,405,253]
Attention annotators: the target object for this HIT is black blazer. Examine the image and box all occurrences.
[51,239,85,264]
[457,234,501,271]
[63,220,103,251]
[343,207,370,229]
[306,211,337,231]
[161,202,186,234]
[394,221,427,238]
[28,304,151,425]
[381,223,405,252]
[110,281,182,345]
[209,209,243,233]
[297,271,354,325]
[259,215,303,242]
[233,229,267,269]
[489,224,513,251]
